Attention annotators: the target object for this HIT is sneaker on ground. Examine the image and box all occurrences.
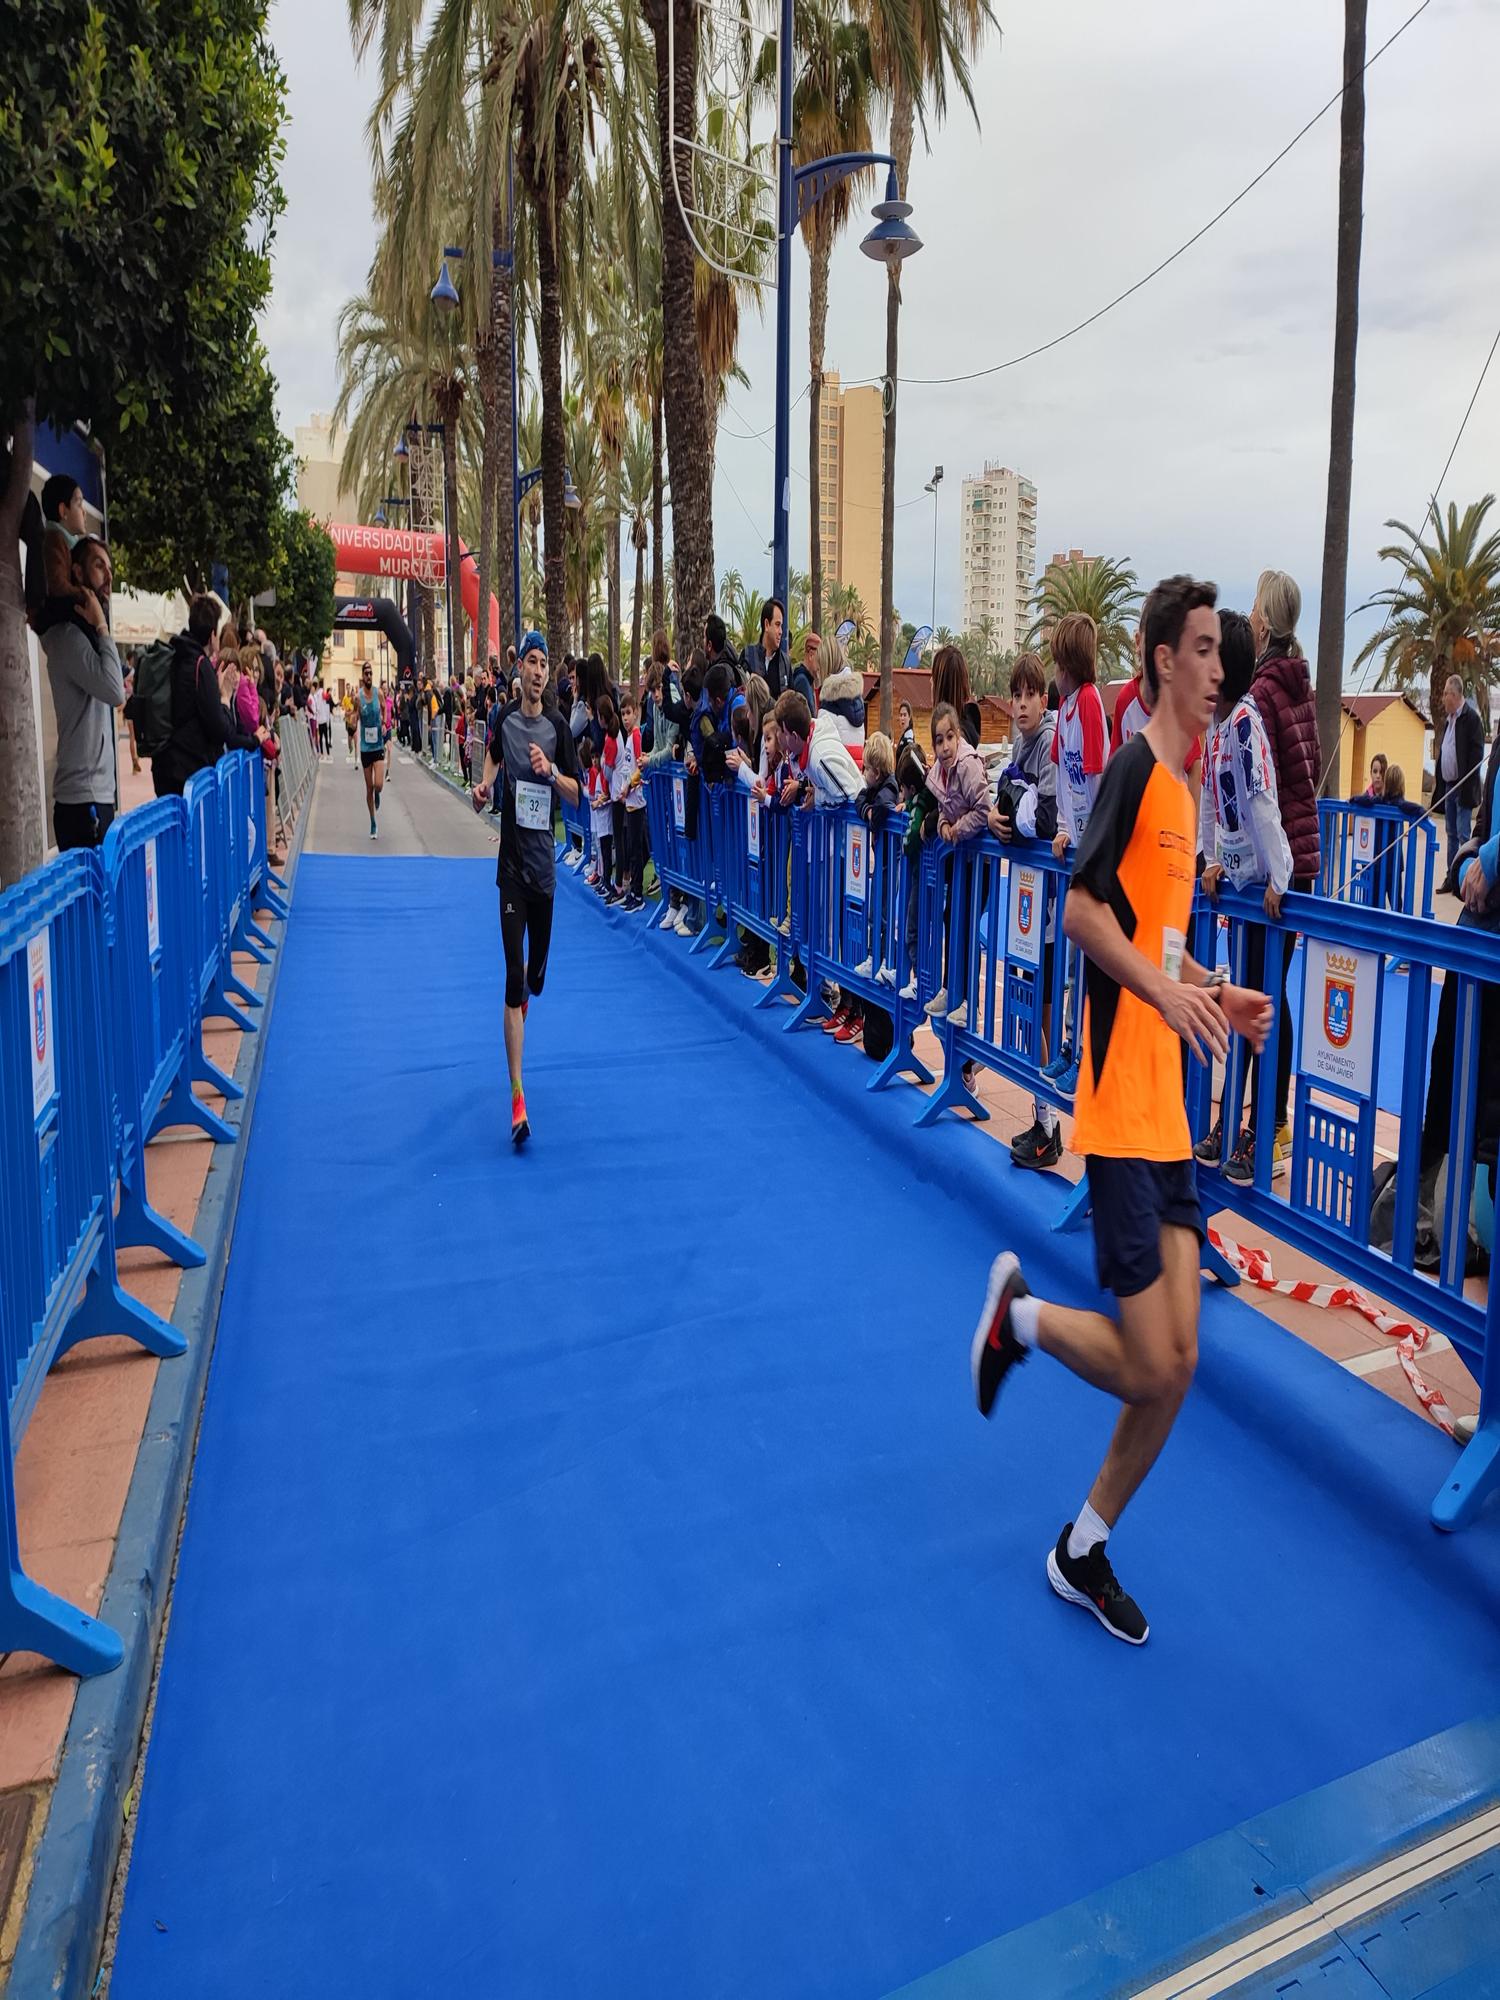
[924,987,949,1018]
[960,1059,979,1091]
[1193,1119,1224,1164]
[511,1094,531,1148]
[673,907,696,936]
[1054,1057,1080,1097]
[1272,1123,1293,1173]
[1011,1121,1063,1170]
[605,885,625,906]
[1046,1528,1149,1645]
[822,1002,850,1035]
[658,904,679,931]
[876,962,897,987]
[1040,1043,1074,1082]
[969,1251,1030,1417]
[369,816,377,839]
[1223,1138,1254,1185]
[899,976,918,1003]
[947,1000,969,1029]
[776,918,791,937]
[753,961,776,984]
[852,956,875,979]
[834,1015,862,1045]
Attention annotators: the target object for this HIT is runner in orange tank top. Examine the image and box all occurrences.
[966,576,1272,1644]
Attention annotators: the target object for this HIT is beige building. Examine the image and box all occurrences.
[816,370,884,634]
[959,463,1037,654]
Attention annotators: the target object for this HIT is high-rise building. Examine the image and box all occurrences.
[816,370,884,636]
[959,464,1037,654]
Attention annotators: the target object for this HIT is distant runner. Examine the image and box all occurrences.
[356,663,385,838]
[967,576,1270,1645]
[471,631,581,1147]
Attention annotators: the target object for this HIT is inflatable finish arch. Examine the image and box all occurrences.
[328,523,501,663]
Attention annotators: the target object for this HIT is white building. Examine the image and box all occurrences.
[959,464,1037,655]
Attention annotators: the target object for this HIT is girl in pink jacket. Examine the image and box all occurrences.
[925,700,991,1029]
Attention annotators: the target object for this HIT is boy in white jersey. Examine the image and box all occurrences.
[1042,614,1107,1091]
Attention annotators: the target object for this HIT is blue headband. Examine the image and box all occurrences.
[519,630,547,662]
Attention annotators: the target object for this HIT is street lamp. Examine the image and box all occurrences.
[924,464,943,630]
[772,1,924,622]
[430,252,461,313]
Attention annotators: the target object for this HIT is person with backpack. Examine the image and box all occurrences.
[151,596,265,796]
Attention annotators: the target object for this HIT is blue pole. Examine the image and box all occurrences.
[771,0,795,618]
[507,149,523,654]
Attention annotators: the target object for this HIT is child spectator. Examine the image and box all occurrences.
[853,732,899,984]
[923,700,991,1024]
[896,741,938,999]
[1043,612,1107,1093]
[598,695,626,903]
[580,735,613,893]
[817,638,866,766]
[615,692,649,911]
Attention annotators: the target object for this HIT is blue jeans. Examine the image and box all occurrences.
[1445,793,1472,878]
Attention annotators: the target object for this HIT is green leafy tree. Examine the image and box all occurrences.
[1353,497,1500,725]
[111,338,293,597]
[1027,555,1142,681]
[263,512,338,659]
[0,0,286,885]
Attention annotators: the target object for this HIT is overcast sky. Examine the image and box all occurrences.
[265,0,1500,675]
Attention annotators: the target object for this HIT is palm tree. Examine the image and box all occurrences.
[565,401,604,654]
[622,417,653,693]
[755,8,876,637]
[860,0,992,730]
[641,0,718,653]
[719,567,759,650]
[1352,497,1500,724]
[1027,555,1142,680]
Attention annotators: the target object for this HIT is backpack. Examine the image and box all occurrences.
[124,639,175,756]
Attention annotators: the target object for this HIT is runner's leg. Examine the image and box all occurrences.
[1077,1224,1199,1525]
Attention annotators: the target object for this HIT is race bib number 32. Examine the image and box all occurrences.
[514,779,552,830]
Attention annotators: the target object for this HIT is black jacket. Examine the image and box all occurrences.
[1436,699,1485,810]
[742,640,789,698]
[154,633,230,795]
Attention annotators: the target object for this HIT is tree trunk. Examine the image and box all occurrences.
[438,395,463,682]
[631,533,646,698]
[535,192,571,670]
[878,82,915,736]
[607,498,621,683]
[492,188,518,658]
[1314,0,1366,795]
[647,0,716,657]
[0,404,43,887]
[651,391,665,635]
[475,289,501,674]
[808,217,832,638]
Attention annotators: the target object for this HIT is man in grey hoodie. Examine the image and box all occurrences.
[41,535,124,850]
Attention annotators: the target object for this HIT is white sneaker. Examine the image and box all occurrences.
[658,903,679,931]
[899,976,918,1002]
[674,906,695,936]
[776,918,791,937]
[924,987,948,1018]
[852,956,874,979]
[947,1000,968,1029]
[876,962,897,987]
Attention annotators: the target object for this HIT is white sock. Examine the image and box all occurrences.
[1034,1101,1060,1136]
[1067,1501,1112,1561]
[1009,1294,1041,1350]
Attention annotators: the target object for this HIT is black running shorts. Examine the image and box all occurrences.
[499,880,554,1010]
[1085,1155,1204,1299]
[360,748,385,769]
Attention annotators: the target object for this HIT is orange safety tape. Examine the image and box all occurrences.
[1207,1226,1457,1437]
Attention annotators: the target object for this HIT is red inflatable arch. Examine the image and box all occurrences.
[328,523,500,662]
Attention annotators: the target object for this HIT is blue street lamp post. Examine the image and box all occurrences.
[770,0,922,619]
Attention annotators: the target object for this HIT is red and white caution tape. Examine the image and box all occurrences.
[1207,1227,1457,1436]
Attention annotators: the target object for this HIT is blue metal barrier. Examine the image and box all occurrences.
[717,786,800,1007]
[0,853,186,1675]
[219,755,274,971]
[103,801,234,1272]
[643,766,725,951]
[186,765,259,1035]
[785,806,934,1093]
[1319,799,1436,919]
[556,787,591,869]
[249,749,289,919]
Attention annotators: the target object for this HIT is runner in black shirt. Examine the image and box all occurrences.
[472,630,581,1146]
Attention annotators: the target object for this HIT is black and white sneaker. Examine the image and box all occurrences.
[1046,1527,1149,1644]
[969,1252,1029,1417]
[1010,1121,1063,1171]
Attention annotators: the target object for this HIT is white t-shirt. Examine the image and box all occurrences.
[1049,683,1107,842]
[1199,696,1292,894]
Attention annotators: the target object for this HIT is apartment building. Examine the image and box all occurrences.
[816,370,885,633]
[959,464,1037,653]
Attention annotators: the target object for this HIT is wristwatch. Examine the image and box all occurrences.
[1204,966,1230,1003]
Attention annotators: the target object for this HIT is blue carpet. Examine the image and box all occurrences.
[110,858,1500,2000]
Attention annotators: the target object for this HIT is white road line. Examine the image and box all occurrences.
[1341,1333,1452,1377]
[1132,1803,1500,1999]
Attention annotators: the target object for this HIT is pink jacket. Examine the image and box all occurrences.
[234,676,261,737]
[927,739,990,842]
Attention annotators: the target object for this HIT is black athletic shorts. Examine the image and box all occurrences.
[499,879,554,1009]
[360,747,385,769]
[1086,1155,1204,1299]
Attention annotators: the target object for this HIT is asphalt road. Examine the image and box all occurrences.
[303,744,501,859]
